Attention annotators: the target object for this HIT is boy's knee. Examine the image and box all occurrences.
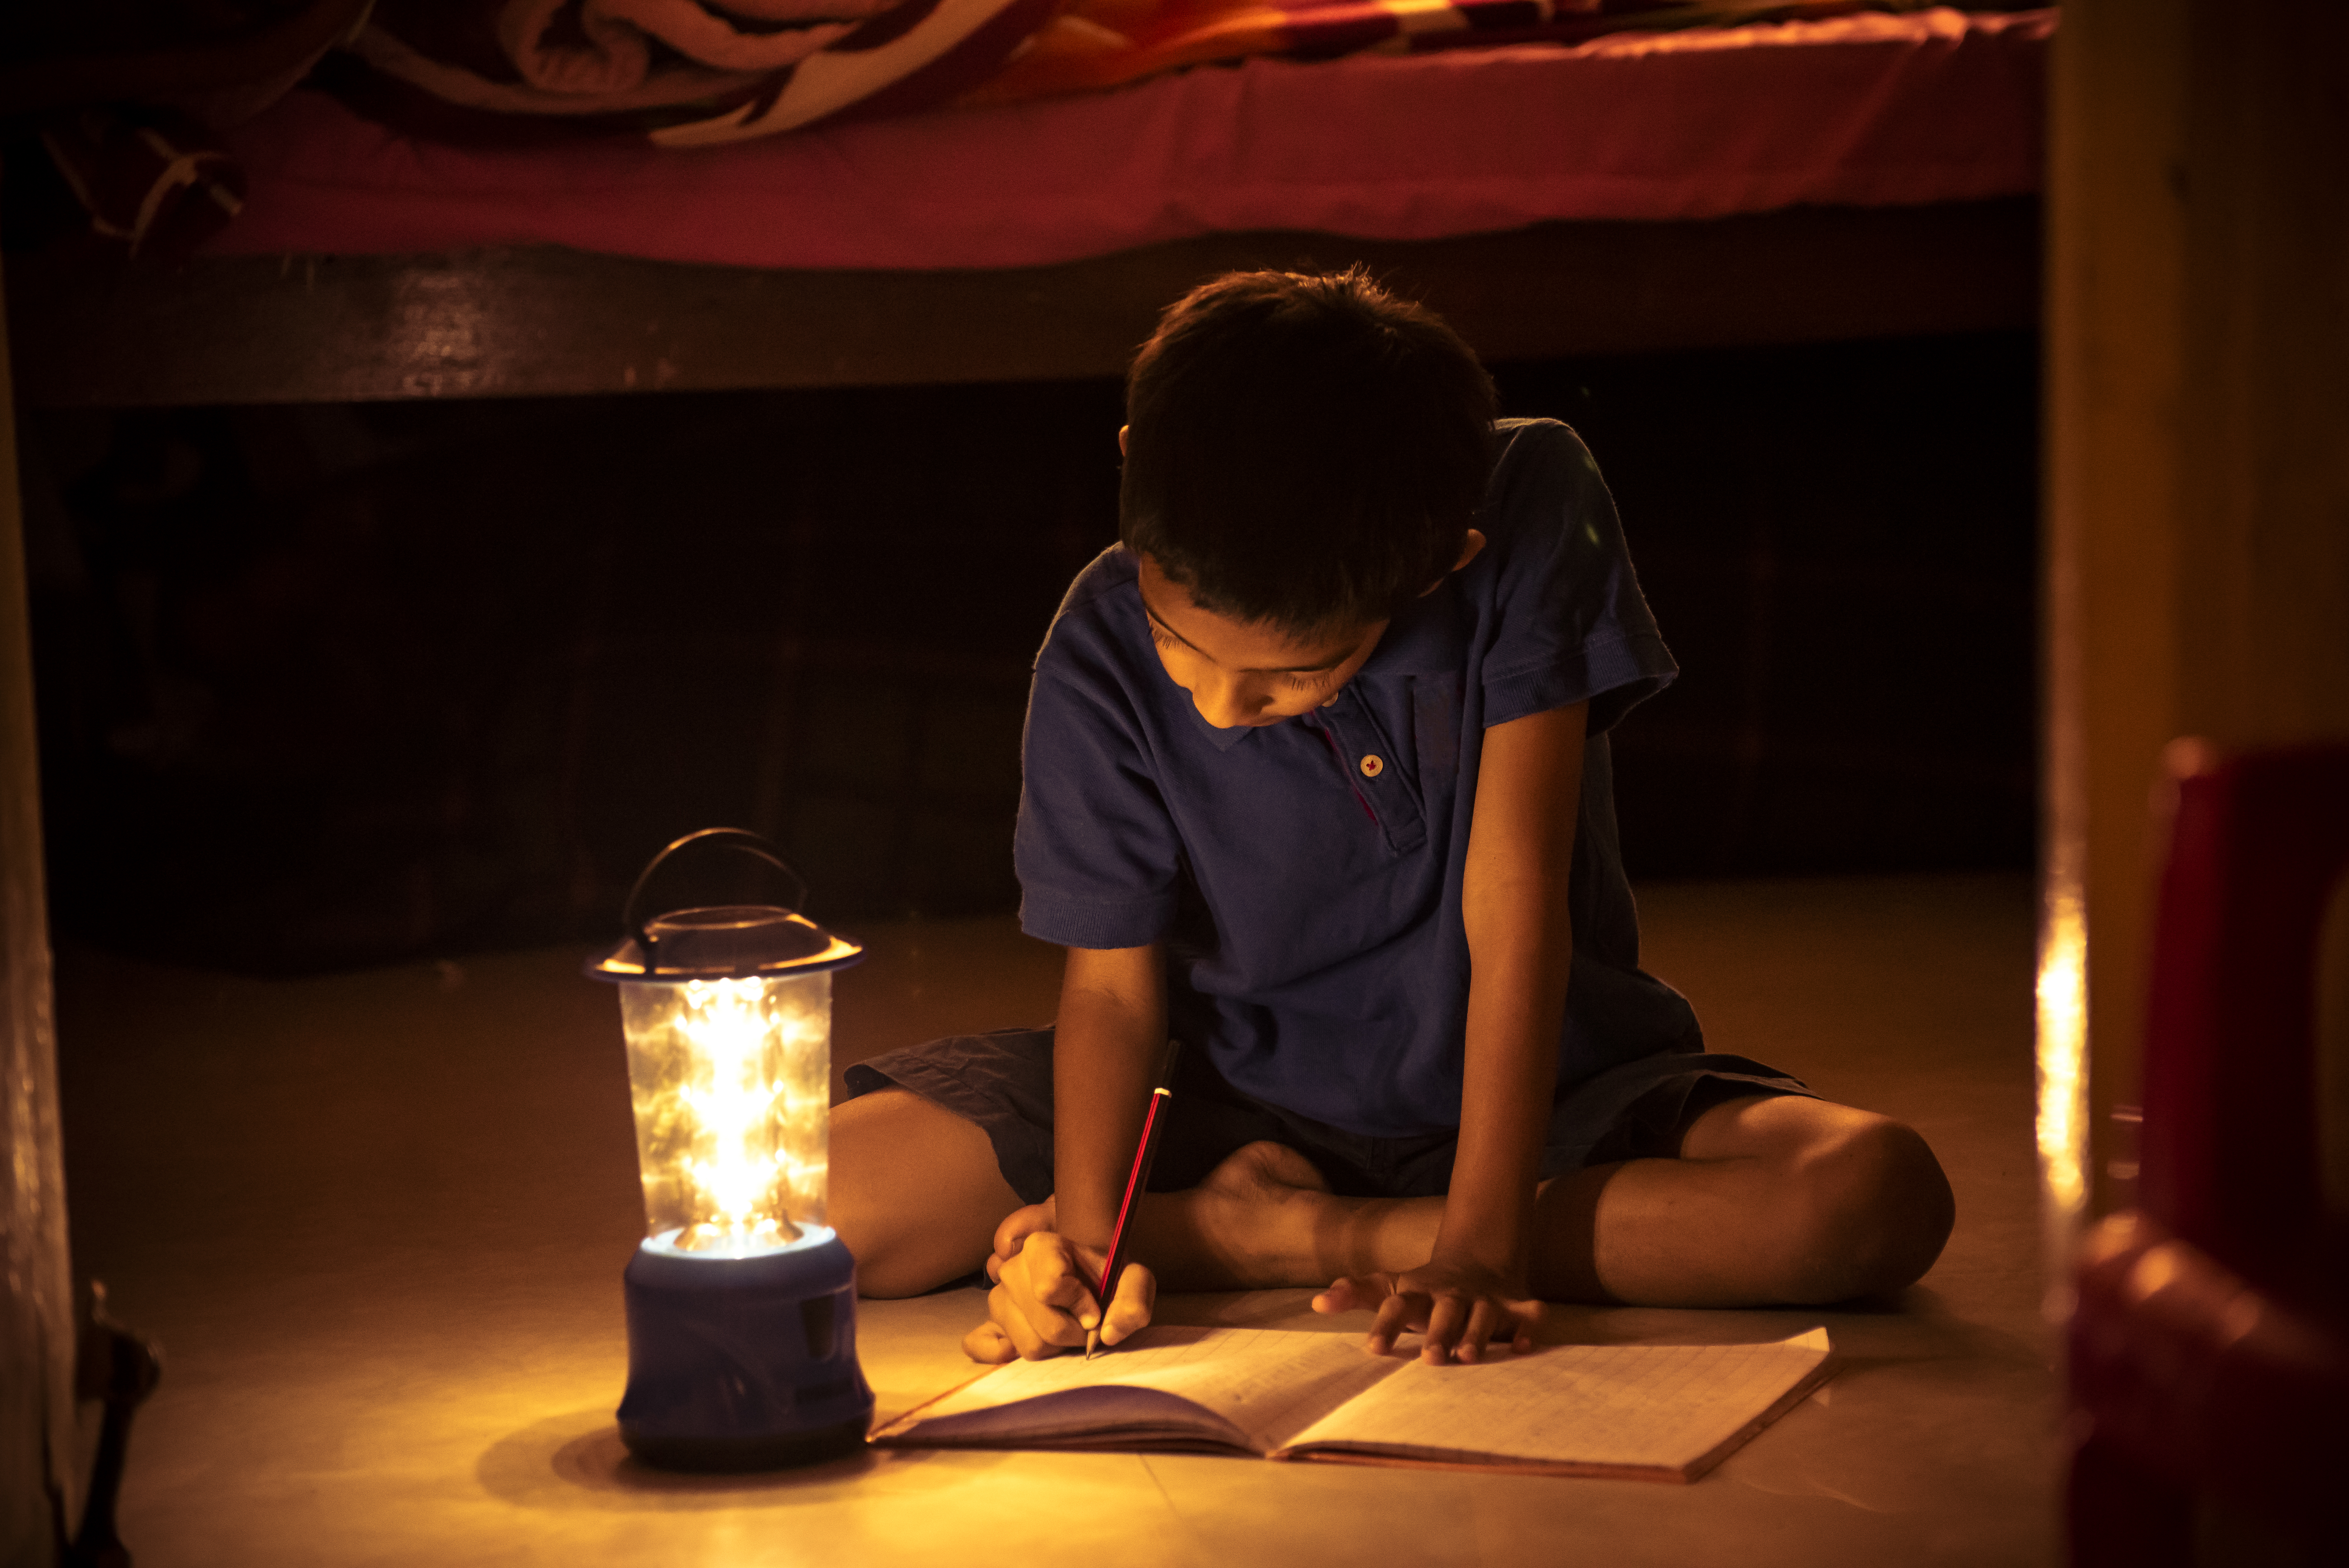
[826,1178,920,1300]
[827,1088,1019,1299]
[1775,1113,1955,1303]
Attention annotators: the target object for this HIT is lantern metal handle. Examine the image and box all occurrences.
[621,828,811,974]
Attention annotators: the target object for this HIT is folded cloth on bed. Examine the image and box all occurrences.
[328,0,1964,147]
[962,0,1913,108]
[204,7,2051,268]
[338,0,1065,143]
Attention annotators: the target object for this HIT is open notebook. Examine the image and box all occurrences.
[872,1325,1833,1482]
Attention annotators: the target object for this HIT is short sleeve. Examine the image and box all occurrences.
[1476,424,1677,736]
[1014,646,1185,950]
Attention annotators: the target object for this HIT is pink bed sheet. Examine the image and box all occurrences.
[206,7,2051,271]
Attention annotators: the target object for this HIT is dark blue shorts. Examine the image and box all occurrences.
[842,1029,1811,1207]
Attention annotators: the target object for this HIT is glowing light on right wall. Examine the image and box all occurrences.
[2036,883,2090,1281]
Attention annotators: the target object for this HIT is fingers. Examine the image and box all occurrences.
[1421,1292,1470,1364]
[1098,1262,1157,1347]
[989,1233,1097,1359]
[1022,1231,1100,1323]
[990,1198,1059,1267]
[1455,1297,1506,1365]
[1422,1294,1542,1363]
[1367,1286,1420,1357]
[962,1320,1018,1364]
[983,1282,1053,1360]
[1311,1272,1390,1317]
[988,1276,1092,1361]
[1329,1268,1542,1364]
[973,1258,1161,1363]
[1310,1273,1412,1352]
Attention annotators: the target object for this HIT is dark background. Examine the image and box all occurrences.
[15,329,2037,974]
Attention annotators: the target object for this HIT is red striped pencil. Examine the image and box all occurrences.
[1087,1083,1173,1360]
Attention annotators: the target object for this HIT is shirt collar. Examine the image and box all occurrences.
[1359,577,1468,678]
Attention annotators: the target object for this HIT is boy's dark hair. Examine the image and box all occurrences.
[1120,267,1496,637]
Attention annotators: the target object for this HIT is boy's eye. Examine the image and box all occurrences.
[1148,617,1336,693]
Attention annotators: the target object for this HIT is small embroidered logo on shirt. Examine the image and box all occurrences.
[1359,755,1384,779]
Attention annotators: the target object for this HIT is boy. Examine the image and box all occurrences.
[831,269,1954,1365]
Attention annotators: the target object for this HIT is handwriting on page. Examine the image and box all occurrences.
[1289,1331,1830,1470]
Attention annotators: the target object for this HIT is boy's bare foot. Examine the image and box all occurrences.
[1146,1140,1338,1290]
[1143,1141,1450,1291]
[1203,1139,1329,1202]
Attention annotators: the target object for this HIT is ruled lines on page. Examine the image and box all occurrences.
[1281,1329,1834,1474]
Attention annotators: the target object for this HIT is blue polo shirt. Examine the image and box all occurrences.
[1013,419,1701,1138]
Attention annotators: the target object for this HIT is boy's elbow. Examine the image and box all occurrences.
[1459,875,1574,955]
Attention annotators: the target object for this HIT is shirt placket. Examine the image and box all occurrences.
[1310,694,1427,854]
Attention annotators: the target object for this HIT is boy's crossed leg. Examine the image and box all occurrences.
[1127,1094,1954,1309]
[830,1088,1020,1298]
[834,1085,1955,1349]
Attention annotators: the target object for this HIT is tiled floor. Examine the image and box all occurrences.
[55,875,2054,1566]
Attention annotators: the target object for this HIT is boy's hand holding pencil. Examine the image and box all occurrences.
[966,1058,1176,1363]
[963,1221,1157,1363]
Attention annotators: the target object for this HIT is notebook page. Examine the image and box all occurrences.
[888,1326,1395,1452]
[884,1384,1244,1448]
[1278,1329,1832,1475]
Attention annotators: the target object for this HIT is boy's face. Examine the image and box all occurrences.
[1136,554,1387,729]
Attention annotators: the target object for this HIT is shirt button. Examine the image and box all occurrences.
[1359,754,1384,779]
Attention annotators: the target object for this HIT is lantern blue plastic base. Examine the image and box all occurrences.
[617,1228,874,1472]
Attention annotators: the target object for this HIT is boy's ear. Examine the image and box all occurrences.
[1118,424,1130,456]
[1419,529,1486,596]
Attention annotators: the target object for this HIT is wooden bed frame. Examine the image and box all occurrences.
[6,197,2038,408]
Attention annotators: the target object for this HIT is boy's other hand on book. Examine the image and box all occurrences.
[1312,1265,1540,1365]
[964,1222,1157,1364]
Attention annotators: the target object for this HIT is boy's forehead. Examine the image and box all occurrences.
[1135,554,1374,669]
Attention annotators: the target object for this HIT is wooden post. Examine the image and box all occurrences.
[2045,0,2349,1263]
[0,253,80,1556]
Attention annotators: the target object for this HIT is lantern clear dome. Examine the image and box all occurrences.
[617,972,832,1258]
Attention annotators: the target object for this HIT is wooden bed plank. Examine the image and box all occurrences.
[7,199,2037,408]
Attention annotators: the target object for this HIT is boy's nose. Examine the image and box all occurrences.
[1189,672,1263,729]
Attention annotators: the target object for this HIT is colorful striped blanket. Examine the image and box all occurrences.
[337,0,1931,146]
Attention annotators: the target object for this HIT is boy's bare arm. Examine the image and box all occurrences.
[966,942,1166,1361]
[1337,700,1588,1362]
[1449,700,1586,1267]
[1053,943,1169,1246]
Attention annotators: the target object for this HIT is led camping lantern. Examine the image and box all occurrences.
[587,828,873,1470]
